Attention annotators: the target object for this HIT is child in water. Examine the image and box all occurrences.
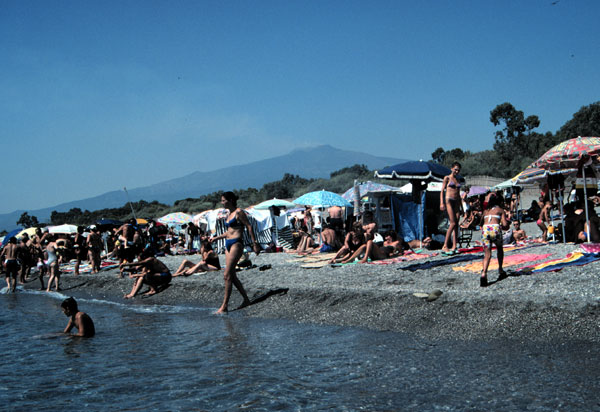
[61,297,95,337]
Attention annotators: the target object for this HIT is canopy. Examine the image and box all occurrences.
[341,181,400,201]
[293,190,352,207]
[532,136,600,170]
[375,160,461,182]
[398,181,443,193]
[157,212,193,225]
[48,224,78,234]
[253,198,297,210]
[96,219,123,226]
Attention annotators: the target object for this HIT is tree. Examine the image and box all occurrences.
[431,147,445,164]
[17,212,39,228]
[556,101,600,141]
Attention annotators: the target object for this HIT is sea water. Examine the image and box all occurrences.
[1,289,598,411]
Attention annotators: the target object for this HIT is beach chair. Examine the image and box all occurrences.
[457,228,473,248]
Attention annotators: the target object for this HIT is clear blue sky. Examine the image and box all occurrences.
[2,0,599,214]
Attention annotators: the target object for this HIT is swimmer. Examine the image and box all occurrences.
[61,297,95,337]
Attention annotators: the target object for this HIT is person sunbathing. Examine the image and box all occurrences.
[341,231,403,264]
[330,222,365,263]
[173,241,221,276]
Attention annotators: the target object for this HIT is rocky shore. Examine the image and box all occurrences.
[23,224,600,343]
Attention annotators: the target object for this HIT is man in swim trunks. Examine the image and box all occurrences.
[1,237,23,292]
[61,297,95,337]
[512,220,527,242]
[121,247,171,298]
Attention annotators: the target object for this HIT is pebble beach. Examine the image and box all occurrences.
[22,220,600,344]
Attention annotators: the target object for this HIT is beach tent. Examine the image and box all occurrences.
[48,224,78,234]
[253,198,297,210]
[341,181,401,201]
[363,190,425,243]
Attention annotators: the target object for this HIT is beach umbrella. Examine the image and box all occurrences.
[157,212,193,225]
[465,186,490,198]
[341,181,400,201]
[17,227,39,239]
[531,136,600,170]
[253,198,297,210]
[48,224,78,234]
[375,160,463,182]
[530,137,600,243]
[96,218,123,226]
[293,190,352,207]
[1,228,23,247]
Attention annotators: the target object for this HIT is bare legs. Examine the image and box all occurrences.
[216,243,250,314]
[46,263,60,292]
[481,242,505,287]
[443,200,460,252]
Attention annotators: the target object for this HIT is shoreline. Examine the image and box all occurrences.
[21,234,600,343]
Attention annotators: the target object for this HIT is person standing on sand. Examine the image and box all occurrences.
[440,162,463,254]
[537,200,552,241]
[209,192,261,314]
[480,193,509,287]
[61,297,95,337]
[87,225,103,274]
[73,226,87,276]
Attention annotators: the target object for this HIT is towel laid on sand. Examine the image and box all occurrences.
[517,252,600,273]
[59,258,120,274]
[368,252,434,265]
[452,253,552,273]
[399,254,481,272]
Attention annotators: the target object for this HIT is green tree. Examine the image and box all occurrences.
[555,101,600,141]
[17,212,40,228]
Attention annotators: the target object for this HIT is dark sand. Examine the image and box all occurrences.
[24,222,600,343]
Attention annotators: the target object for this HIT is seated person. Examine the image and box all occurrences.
[122,247,172,299]
[330,222,365,263]
[341,230,402,263]
[286,229,316,253]
[318,223,341,253]
[61,297,95,337]
[512,220,527,242]
[173,240,221,276]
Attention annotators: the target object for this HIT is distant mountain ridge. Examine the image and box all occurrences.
[0,145,406,231]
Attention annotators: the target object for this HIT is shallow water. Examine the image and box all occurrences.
[1,289,599,411]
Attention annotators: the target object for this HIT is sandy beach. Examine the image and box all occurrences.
[20,219,600,344]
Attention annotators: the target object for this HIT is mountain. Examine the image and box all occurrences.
[0,145,406,231]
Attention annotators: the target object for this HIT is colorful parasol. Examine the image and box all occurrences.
[157,212,193,225]
[293,190,352,207]
[531,136,600,170]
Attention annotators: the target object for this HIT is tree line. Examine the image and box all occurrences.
[12,101,600,232]
[431,101,600,178]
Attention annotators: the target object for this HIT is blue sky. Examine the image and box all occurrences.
[2,0,599,214]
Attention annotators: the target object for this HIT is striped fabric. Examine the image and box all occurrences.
[213,216,278,254]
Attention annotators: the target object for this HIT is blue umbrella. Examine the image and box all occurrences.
[293,190,352,207]
[375,160,463,182]
[1,228,23,247]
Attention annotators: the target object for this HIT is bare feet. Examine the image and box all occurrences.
[124,294,134,299]
[215,307,227,314]
[143,289,157,296]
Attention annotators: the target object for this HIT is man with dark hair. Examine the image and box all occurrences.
[61,297,95,337]
[1,237,22,292]
[121,247,171,299]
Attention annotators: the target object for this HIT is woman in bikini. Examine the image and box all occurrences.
[480,193,509,287]
[173,240,221,276]
[209,192,261,313]
[440,162,463,254]
[330,221,365,263]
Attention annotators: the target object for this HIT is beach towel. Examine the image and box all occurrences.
[580,244,600,253]
[517,252,600,274]
[399,254,481,272]
[368,252,433,265]
[452,253,552,273]
[60,258,120,274]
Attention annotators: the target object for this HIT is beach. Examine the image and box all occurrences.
[22,220,600,344]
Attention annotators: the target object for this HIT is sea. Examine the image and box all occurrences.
[1,288,599,411]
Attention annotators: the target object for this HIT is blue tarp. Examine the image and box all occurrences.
[390,192,425,242]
